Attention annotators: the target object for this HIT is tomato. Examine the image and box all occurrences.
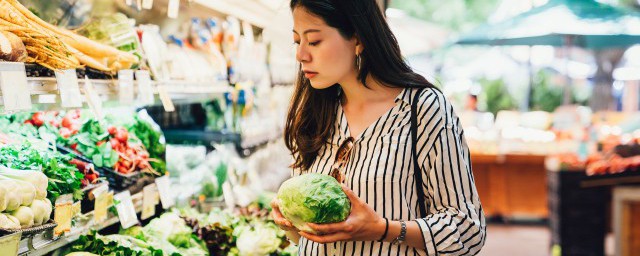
[108,126,117,136]
[110,138,120,149]
[61,116,74,129]
[31,112,45,126]
[59,127,72,138]
[70,143,78,151]
[115,128,128,143]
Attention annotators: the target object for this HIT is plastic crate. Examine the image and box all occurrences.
[56,145,140,191]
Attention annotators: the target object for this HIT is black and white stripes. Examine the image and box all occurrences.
[294,87,486,256]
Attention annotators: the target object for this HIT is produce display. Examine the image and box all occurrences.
[0,110,166,177]
[0,165,53,229]
[0,142,85,201]
[277,173,351,234]
[0,0,136,72]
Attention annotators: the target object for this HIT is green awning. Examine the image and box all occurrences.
[455,0,640,49]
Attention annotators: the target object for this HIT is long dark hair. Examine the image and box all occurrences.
[285,0,437,171]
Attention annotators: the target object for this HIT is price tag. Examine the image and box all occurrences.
[141,184,158,220]
[168,0,179,18]
[0,62,32,111]
[135,70,154,105]
[0,232,21,256]
[118,70,135,105]
[142,0,154,9]
[83,77,104,120]
[113,191,138,229]
[54,194,73,236]
[92,184,110,223]
[155,175,175,209]
[55,69,82,108]
[156,85,175,112]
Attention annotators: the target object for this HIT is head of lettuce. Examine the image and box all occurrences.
[276,173,351,234]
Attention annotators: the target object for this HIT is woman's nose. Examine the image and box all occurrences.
[296,44,311,63]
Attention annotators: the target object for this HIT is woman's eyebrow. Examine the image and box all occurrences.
[292,29,321,35]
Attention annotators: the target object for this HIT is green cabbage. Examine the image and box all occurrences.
[277,173,350,233]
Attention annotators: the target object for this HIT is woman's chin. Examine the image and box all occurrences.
[309,80,334,90]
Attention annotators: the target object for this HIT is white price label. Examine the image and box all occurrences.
[92,184,110,223]
[141,184,158,220]
[113,191,138,229]
[118,70,135,105]
[135,70,154,105]
[168,0,179,18]
[0,232,21,256]
[142,0,154,9]
[83,77,104,120]
[0,62,32,111]
[156,85,175,112]
[155,175,175,209]
[55,69,82,108]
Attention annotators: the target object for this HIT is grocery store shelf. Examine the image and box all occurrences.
[163,129,283,157]
[163,129,242,146]
[16,191,146,256]
[0,77,231,106]
[581,170,640,188]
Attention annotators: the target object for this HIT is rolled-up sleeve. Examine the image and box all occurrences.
[413,91,486,255]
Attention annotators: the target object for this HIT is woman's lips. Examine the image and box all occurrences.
[304,71,318,79]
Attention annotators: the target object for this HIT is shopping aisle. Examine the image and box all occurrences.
[479,224,550,256]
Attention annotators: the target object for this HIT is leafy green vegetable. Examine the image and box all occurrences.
[0,142,84,201]
[277,173,351,233]
[70,230,167,256]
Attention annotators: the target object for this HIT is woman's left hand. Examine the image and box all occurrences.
[300,184,386,244]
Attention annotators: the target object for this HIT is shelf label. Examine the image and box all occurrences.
[114,191,138,229]
[55,69,83,108]
[135,70,154,105]
[157,85,175,112]
[142,184,158,220]
[168,0,179,18]
[142,0,154,9]
[83,77,104,120]
[0,62,32,111]
[0,231,21,256]
[118,70,135,105]
[93,184,111,223]
[54,194,73,236]
[155,175,175,209]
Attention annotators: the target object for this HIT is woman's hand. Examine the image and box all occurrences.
[271,198,299,232]
[299,184,386,244]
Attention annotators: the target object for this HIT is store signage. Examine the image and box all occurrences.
[83,77,104,120]
[156,85,175,112]
[55,69,83,108]
[54,194,73,236]
[0,232,21,256]
[135,70,154,105]
[155,175,175,209]
[114,191,138,229]
[168,0,179,18]
[92,184,111,223]
[142,0,154,9]
[142,184,159,220]
[118,69,135,105]
[0,62,32,111]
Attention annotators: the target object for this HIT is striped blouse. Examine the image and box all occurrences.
[293,87,486,256]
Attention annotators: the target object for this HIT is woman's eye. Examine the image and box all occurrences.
[309,41,321,46]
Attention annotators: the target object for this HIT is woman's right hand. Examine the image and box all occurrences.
[271,198,298,232]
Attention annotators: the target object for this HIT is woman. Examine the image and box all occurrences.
[271,0,486,255]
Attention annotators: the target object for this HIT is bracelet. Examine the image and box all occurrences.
[391,220,407,245]
[378,218,389,242]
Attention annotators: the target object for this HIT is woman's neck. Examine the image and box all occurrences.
[339,74,402,107]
